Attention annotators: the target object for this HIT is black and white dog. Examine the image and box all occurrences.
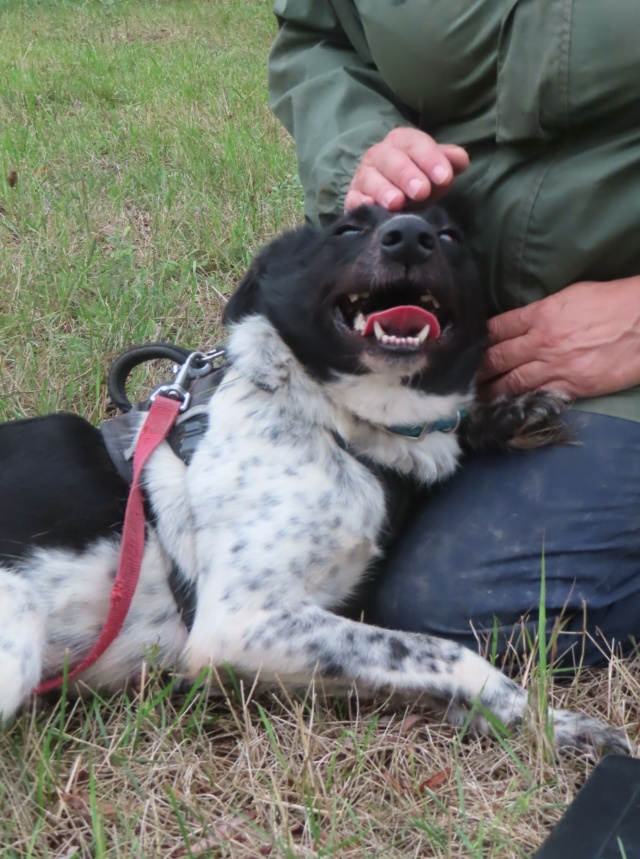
[0,204,630,754]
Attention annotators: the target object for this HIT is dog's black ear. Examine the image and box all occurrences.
[222,254,266,326]
[223,223,318,326]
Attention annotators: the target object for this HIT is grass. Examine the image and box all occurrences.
[0,0,300,420]
[0,1,638,857]
[1,661,638,858]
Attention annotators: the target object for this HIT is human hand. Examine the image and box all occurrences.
[478,276,640,400]
[344,127,469,212]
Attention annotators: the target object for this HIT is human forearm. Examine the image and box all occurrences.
[268,1,410,223]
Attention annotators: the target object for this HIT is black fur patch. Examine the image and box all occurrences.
[0,414,128,562]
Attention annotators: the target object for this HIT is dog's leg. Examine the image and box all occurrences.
[143,444,197,579]
[186,603,630,756]
[0,568,44,721]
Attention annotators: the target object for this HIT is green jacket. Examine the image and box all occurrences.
[268,0,640,420]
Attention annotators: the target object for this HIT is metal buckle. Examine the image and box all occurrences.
[438,411,462,434]
[150,350,219,412]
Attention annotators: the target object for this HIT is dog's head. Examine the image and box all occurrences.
[224,204,487,396]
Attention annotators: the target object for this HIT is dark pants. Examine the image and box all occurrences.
[364,411,640,668]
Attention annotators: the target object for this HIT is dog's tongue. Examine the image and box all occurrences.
[362,306,440,339]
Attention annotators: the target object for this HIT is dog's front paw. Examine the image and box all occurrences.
[445,700,493,736]
[464,390,572,451]
[550,708,634,757]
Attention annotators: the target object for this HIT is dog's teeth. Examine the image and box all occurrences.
[417,324,431,344]
[376,328,423,348]
[377,331,422,348]
[349,292,371,303]
[420,294,440,309]
[354,312,365,332]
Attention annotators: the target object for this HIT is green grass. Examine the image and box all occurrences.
[0,0,301,422]
[1,3,638,857]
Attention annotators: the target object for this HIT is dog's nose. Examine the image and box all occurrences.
[379,215,436,265]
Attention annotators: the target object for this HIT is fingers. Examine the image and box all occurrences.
[486,306,533,346]
[479,334,534,383]
[346,160,407,210]
[477,308,536,383]
[478,302,552,395]
[438,143,471,176]
[346,127,469,211]
[353,140,435,207]
[344,190,376,212]
[479,362,566,400]
[478,278,640,401]
[401,135,469,188]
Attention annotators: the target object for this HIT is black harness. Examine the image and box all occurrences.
[101,343,229,480]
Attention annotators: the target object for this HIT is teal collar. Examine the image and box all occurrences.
[384,408,468,441]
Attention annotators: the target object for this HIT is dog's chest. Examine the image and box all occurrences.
[185,381,388,608]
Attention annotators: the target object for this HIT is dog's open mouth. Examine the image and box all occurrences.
[335,285,448,351]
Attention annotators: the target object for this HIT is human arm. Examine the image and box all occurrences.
[268,2,467,221]
[478,276,640,400]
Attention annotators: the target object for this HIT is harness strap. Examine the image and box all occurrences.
[33,395,182,696]
[107,342,193,413]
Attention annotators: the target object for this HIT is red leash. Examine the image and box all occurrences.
[33,395,182,696]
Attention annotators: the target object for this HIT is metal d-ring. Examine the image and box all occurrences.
[150,350,210,412]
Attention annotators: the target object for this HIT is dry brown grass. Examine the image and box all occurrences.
[1,647,638,859]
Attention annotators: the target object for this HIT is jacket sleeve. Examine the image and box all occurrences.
[268,0,413,224]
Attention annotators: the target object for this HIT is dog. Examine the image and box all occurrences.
[0,204,630,755]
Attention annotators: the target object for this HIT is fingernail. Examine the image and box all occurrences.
[407,179,425,199]
[382,189,402,208]
[432,165,450,185]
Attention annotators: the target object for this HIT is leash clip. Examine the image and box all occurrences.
[150,350,211,412]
